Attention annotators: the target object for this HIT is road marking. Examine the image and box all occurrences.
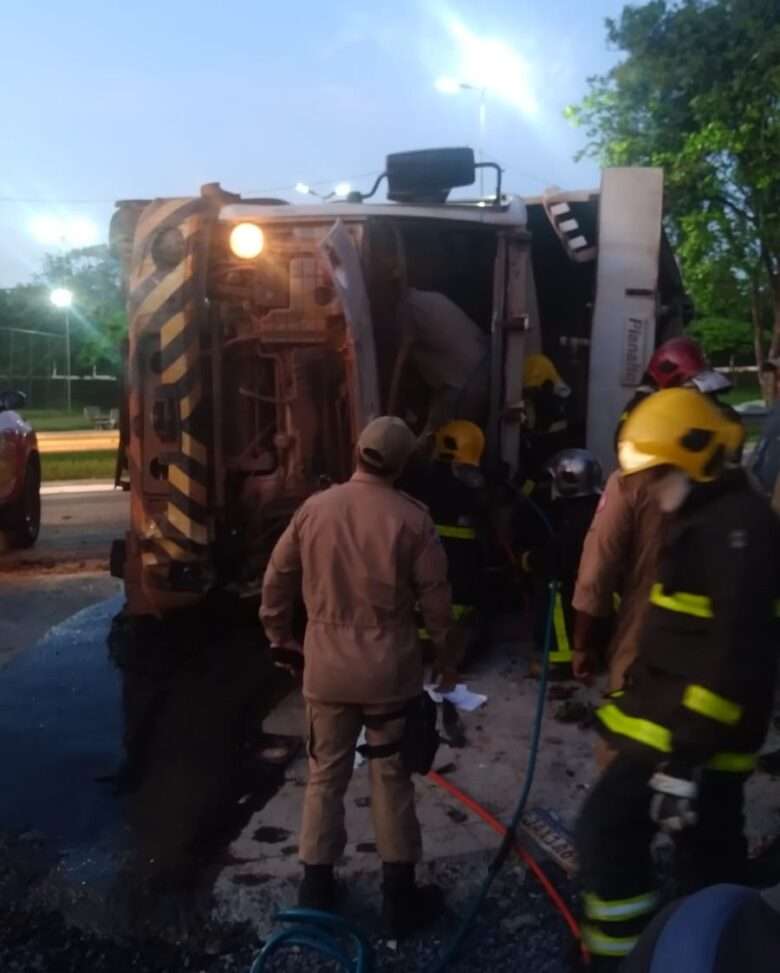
[37,431,119,454]
[41,483,120,496]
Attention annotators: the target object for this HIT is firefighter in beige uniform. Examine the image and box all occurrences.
[260,416,458,936]
[571,467,666,762]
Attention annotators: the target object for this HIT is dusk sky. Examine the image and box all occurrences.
[0,0,629,286]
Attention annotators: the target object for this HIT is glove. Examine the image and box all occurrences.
[649,762,698,833]
[571,611,612,684]
[271,641,304,676]
[432,663,458,693]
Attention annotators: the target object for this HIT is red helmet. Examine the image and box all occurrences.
[646,337,708,389]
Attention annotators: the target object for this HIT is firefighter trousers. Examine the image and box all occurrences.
[299,699,422,866]
[575,752,749,970]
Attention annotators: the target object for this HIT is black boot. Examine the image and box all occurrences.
[298,864,336,911]
[381,863,444,939]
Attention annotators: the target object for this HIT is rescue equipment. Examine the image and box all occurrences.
[358,692,440,775]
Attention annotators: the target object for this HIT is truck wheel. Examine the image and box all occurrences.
[8,458,41,548]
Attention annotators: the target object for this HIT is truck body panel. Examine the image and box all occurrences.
[110,163,687,617]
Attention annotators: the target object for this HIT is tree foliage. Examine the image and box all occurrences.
[687,315,756,363]
[567,0,780,360]
[0,245,126,374]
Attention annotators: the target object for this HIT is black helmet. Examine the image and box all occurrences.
[545,448,603,499]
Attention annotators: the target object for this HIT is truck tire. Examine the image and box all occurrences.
[8,456,41,548]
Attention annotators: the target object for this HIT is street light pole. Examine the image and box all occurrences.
[478,87,487,197]
[50,288,74,414]
[65,306,72,414]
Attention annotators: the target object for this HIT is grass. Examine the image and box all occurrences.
[22,409,93,432]
[722,384,763,407]
[41,450,116,482]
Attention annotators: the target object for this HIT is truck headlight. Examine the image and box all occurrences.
[229,222,264,259]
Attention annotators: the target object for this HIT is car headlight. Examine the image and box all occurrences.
[229,223,264,259]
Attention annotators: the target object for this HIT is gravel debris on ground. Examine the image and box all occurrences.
[0,854,578,972]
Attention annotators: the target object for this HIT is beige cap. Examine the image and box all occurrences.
[357,416,416,475]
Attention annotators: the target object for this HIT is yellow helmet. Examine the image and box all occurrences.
[618,388,744,483]
[434,420,485,467]
[523,353,563,390]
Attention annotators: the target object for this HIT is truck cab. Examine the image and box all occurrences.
[109,148,688,617]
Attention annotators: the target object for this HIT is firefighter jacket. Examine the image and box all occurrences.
[596,470,780,772]
[260,471,457,705]
[412,460,488,618]
[525,494,601,663]
[573,468,667,691]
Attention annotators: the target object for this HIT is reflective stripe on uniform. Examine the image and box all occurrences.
[452,604,475,621]
[650,583,713,618]
[597,703,672,753]
[705,751,757,773]
[683,684,742,726]
[584,890,660,923]
[435,524,477,540]
[581,924,639,957]
[550,592,573,663]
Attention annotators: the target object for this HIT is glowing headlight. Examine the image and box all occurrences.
[229,222,264,259]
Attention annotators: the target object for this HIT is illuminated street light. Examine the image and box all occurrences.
[333,182,352,198]
[446,19,538,116]
[50,288,73,309]
[50,288,74,413]
[295,182,311,196]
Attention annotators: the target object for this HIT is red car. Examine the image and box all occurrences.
[0,390,41,548]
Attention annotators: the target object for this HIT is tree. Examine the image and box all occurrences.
[687,315,756,363]
[567,0,780,365]
[0,245,126,376]
[37,245,126,372]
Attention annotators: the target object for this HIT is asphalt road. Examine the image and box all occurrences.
[0,484,128,666]
[0,485,128,571]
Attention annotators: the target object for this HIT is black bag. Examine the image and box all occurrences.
[358,692,440,775]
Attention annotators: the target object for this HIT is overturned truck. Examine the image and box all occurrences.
[109,148,690,617]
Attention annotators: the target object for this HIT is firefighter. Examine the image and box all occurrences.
[575,388,778,971]
[615,335,732,444]
[517,353,572,484]
[577,337,731,743]
[413,420,488,652]
[571,465,667,749]
[260,416,459,937]
[394,287,490,434]
[518,449,603,681]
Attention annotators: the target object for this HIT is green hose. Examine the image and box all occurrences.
[428,579,557,971]
[250,908,373,972]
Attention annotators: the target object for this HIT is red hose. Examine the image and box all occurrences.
[427,770,581,941]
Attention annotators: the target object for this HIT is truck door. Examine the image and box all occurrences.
[587,168,664,472]
[321,220,381,439]
[491,231,539,478]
